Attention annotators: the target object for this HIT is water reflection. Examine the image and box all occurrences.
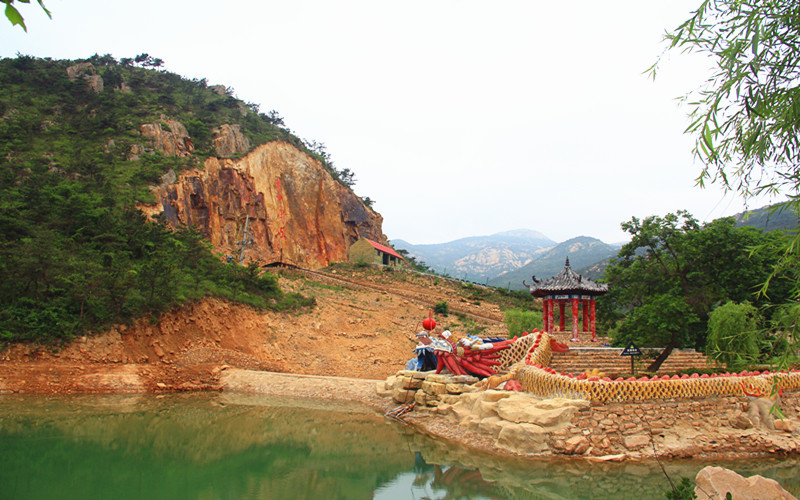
[0,393,798,500]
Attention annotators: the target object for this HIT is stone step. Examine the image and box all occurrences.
[548,348,716,374]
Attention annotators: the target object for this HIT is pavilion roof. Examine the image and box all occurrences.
[524,257,609,297]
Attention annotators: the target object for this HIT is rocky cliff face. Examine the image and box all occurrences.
[141,141,384,269]
[140,118,194,157]
[212,123,250,157]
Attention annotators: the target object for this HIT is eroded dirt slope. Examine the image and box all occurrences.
[0,265,527,394]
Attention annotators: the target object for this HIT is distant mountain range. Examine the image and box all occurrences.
[391,230,620,290]
[391,204,797,291]
[487,236,619,289]
[391,229,555,284]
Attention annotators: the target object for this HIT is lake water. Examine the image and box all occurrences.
[1,393,798,500]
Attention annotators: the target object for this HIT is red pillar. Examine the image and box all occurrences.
[582,299,589,333]
[540,299,547,332]
[558,301,565,332]
[571,297,579,342]
[590,299,597,341]
[544,299,551,332]
[547,299,554,333]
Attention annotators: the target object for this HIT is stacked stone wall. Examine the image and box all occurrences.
[551,392,800,457]
[379,370,478,406]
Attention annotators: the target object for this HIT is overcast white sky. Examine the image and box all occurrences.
[3,0,781,244]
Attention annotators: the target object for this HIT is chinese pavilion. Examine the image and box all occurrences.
[524,257,609,342]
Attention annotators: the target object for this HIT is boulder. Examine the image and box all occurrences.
[85,74,104,93]
[451,375,479,384]
[481,390,514,403]
[477,416,506,435]
[773,419,795,433]
[476,399,500,420]
[445,383,473,394]
[496,396,580,428]
[403,377,423,390]
[495,422,549,454]
[535,397,590,410]
[423,374,450,384]
[391,388,415,404]
[65,62,103,93]
[140,118,194,157]
[695,466,796,500]
[731,413,754,429]
[375,379,392,398]
[421,380,446,396]
[66,62,94,80]
[564,435,591,455]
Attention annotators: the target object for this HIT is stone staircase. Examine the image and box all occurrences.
[549,347,718,375]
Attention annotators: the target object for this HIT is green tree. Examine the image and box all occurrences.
[504,309,542,337]
[658,0,800,361]
[706,301,762,370]
[625,294,699,372]
[601,211,788,371]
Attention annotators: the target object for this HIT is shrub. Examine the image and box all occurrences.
[664,477,697,500]
[504,309,542,336]
[434,301,449,316]
[706,301,762,370]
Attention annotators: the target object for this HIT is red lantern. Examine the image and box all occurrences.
[422,310,436,331]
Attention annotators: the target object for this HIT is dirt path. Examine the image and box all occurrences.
[302,268,505,324]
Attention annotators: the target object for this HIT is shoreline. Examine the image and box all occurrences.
[2,363,799,462]
[217,368,800,462]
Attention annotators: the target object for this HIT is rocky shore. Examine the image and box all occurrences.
[218,368,800,462]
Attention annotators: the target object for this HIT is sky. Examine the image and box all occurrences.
[2,0,783,244]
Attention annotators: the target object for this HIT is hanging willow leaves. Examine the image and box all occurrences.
[654,0,800,368]
[2,0,51,32]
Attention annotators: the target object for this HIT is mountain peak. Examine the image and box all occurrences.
[491,228,551,240]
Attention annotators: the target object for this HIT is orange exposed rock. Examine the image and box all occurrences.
[141,140,385,269]
[212,123,250,157]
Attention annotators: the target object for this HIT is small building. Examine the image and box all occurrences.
[349,238,405,267]
[524,257,609,342]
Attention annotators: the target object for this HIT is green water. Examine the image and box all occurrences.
[0,393,798,500]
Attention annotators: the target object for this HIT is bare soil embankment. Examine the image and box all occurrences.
[0,266,510,395]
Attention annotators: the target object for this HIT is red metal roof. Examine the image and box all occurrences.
[363,238,404,261]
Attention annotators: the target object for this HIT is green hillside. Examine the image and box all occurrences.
[0,54,318,342]
[733,204,798,232]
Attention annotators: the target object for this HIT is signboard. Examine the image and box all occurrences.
[620,341,642,376]
[620,342,642,357]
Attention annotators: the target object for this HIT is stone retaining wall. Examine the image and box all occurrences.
[551,391,800,458]
[421,388,800,458]
[423,388,800,458]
